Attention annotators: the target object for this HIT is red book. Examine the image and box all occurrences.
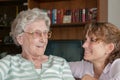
[82,8,85,22]
[57,9,64,24]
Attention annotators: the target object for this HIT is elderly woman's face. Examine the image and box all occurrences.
[82,33,113,63]
[18,20,49,57]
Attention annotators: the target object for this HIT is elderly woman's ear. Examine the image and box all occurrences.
[16,35,23,45]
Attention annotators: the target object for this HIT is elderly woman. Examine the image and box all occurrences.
[0,8,75,80]
[69,22,120,80]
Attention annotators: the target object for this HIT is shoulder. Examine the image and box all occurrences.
[69,60,93,78]
[0,55,14,63]
[0,55,11,66]
[111,59,120,68]
[69,60,93,70]
[0,54,23,66]
[69,60,92,67]
[113,58,120,63]
[0,54,22,76]
[110,59,120,77]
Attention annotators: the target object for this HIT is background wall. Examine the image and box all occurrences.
[108,0,120,27]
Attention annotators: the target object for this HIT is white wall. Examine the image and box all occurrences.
[108,0,120,27]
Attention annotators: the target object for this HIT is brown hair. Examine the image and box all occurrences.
[85,22,120,64]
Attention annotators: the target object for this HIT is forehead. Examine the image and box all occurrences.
[86,32,96,39]
[25,20,48,31]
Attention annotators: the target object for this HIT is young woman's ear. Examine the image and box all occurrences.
[16,35,23,45]
[106,43,115,54]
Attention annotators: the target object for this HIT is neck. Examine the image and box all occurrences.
[93,62,105,79]
[21,52,48,69]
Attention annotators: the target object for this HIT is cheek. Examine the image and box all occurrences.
[93,44,106,55]
[22,37,34,49]
[34,38,48,45]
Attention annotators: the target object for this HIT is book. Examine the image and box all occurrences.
[63,9,72,23]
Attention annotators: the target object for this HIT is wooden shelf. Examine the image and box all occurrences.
[32,0,70,2]
[51,22,87,27]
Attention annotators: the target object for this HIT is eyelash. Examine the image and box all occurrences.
[84,37,98,43]
[91,38,97,42]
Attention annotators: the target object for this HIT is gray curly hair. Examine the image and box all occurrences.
[10,8,51,46]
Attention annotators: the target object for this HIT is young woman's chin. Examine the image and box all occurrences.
[84,55,91,61]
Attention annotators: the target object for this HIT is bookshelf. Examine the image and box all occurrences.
[0,0,108,41]
[0,0,27,41]
[0,0,27,56]
[28,0,108,40]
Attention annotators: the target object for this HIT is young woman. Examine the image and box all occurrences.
[69,22,120,80]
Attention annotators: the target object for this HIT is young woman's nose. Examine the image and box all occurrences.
[82,40,88,48]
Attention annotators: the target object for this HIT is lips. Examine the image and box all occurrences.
[36,44,44,48]
[36,46,42,48]
[84,50,91,56]
[84,50,89,54]
[35,42,47,48]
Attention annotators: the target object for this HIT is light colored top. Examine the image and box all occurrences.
[69,59,120,80]
[0,54,75,80]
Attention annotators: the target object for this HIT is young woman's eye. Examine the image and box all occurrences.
[91,38,97,42]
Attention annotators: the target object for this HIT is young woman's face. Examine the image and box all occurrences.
[18,20,49,57]
[82,33,111,63]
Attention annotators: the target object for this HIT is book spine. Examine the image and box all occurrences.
[82,9,85,22]
[52,9,57,24]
